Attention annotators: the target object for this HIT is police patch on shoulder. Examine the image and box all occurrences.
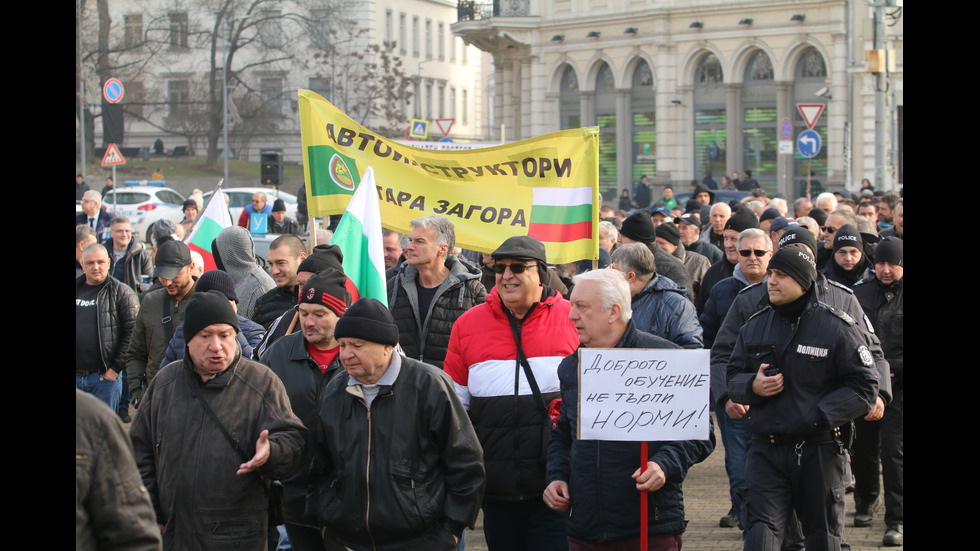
[863,314,876,334]
[829,306,856,325]
[858,345,873,367]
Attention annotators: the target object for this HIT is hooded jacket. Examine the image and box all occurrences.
[213,226,276,319]
[387,254,487,369]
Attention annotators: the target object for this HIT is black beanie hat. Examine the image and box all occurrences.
[196,270,239,303]
[808,207,828,227]
[300,269,351,317]
[832,224,863,252]
[655,222,681,247]
[768,244,817,291]
[334,298,399,346]
[298,244,345,274]
[875,236,903,266]
[184,290,240,341]
[778,226,818,256]
[724,209,760,233]
[620,211,657,243]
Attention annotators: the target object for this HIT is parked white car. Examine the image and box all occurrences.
[103,182,186,244]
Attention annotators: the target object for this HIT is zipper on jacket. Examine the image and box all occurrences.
[365,406,375,550]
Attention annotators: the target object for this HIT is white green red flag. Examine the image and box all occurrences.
[185,188,233,272]
[528,187,593,243]
[329,167,388,303]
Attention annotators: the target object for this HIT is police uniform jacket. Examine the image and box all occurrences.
[727,291,879,437]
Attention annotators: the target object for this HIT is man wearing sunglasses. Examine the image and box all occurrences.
[818,209,855,269]
[699,228,772,529]
[445,236,579,551]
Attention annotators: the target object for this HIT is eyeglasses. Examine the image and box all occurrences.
[820,226,838,234]
[493,262,538,274]
[738,249,770,258]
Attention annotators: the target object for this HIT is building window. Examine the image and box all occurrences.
[308,76,330,102]
[386,10,393,44]
[169,12,188,48]
[167,79,189,118]
[438,23,445,61]
[412,16,419,57]
[123,14,143,49]
[425,19,432,60]
[559,65,580,130]
[631,59,656,179]
[261,77,284,116]
[399,13,407,55]
[693,53,726,181]
[742,51,777,192]
[595,63,617,195]
[451,37,457,63]
[261,9,283,47]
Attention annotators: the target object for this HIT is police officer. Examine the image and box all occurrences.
[727,244,879,551]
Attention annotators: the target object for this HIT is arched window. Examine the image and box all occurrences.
[694,53,725,180]
[742,51,776,192]
[595,62,617,194]
[631,59,656,179]
[559,65,580,130]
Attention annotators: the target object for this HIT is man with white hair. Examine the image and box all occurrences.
[599,220,618,253]
[707,202,731,251]
[544,269,713,549]
[815,192,838,213]
[238,191,272,228]
[76,190,114,243]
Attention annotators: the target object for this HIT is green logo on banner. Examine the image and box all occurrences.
[308,145,361,197]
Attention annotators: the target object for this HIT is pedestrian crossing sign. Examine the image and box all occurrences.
[410,119,429,140]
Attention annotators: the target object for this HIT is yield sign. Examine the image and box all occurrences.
[797,103,825,129]
[435,118,455,137]
[102,143,127,166]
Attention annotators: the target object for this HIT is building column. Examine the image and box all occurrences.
[775,81,793,196]
[725,83,742,179]
[580,91,595,128]
[616,89,632,195]
[827,28,849,187]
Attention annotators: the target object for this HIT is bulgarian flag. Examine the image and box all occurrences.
[329,167,388,303]
[185,188,233,272]
[528,186,594,243]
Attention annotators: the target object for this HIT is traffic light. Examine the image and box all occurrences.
[260,150,283,187]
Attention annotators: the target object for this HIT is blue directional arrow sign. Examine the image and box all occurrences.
[797,129,821,158]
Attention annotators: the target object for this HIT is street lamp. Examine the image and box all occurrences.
[416,59,436,118]
[222,15,250,187]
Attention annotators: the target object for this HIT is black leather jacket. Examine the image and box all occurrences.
[76,275,140,375]
[307,354,485,549]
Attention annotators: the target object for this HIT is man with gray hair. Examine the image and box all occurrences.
[610,243,703,349]
[545,269,713,549]
[76,189,114,243]
[815,191,838,213]
[598,220,618,253]
[387,215,486,369]
[106,216,153,295]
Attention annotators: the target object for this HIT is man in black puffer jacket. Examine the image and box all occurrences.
[387,216,486,369]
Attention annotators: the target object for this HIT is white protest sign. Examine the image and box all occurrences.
[577,348,711,441]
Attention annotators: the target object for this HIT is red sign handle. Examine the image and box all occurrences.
[640,441,648,550]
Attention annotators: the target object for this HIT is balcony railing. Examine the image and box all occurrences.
[457,0,529,22]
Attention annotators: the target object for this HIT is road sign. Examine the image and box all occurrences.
[778,140,793,155]
[103,78,124,104]
[434,118,455,137]
[780,118,793,139]
[102,143,127,166]
[409,119,429,139]
[797,130,821,158]
[796,104,825,129]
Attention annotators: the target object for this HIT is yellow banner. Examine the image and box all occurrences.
[299,90,599,264]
